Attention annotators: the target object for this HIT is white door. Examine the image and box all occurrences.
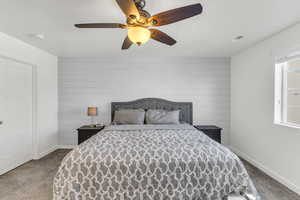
[0,57,33,175]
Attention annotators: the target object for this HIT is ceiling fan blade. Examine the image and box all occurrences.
[116,0,140,18]
[151,3,203,26]
[122,36,133,50]
[75,23,126,28]
[150,29,176,46]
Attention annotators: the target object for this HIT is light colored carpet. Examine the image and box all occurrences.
[0,149,299,200]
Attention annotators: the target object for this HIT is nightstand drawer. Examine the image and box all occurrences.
[201,131,221,143]
[77,126,105,144]
[194,125,222,143]
[78,130,98,144]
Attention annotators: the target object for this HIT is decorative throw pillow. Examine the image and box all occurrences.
[113,109,145,124]
[145,109,180,124]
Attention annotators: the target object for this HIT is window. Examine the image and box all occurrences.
[275,54,300,128]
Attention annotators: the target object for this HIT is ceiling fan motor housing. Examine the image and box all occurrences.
[127,0,151,26]
[127,11,152,26]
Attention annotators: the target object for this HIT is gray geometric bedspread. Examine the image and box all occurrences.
[53,125,260,200]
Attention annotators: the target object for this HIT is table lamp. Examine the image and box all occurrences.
[87,107,98,127]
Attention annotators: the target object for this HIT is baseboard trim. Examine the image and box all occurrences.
[34,145,57,160]
[33,145,75,160]
[56,145,76,149]
[0,156,32,175]
[229,146,300,196]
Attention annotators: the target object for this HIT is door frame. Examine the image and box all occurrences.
[0,54,38,160]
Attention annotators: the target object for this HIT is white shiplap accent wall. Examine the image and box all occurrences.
[58,57,230,146]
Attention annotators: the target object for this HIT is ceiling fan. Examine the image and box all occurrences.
[75,0,203,50]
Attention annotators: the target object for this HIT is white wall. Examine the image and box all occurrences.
[231,23,300,194]
[58,57,230,146]
[0,32,58,159]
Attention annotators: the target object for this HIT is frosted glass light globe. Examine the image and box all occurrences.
[127,27,151,45]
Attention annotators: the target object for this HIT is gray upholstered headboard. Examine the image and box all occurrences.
[111,98,193,124]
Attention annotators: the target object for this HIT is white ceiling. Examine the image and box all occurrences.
[0,0,299,57]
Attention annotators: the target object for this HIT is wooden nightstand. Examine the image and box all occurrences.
[194,125,222,143]
[77,125,105,145]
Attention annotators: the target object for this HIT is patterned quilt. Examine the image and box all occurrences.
[53,125,260,200]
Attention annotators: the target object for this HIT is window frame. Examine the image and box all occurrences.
[274,54,300,129]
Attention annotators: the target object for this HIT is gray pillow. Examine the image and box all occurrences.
[113,109,145,125]
[145,109,180,124]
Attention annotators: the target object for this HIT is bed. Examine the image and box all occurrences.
[53,98,260,200]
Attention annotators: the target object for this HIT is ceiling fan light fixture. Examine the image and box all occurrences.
[75,0,203,50]
[127,27,151,45]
